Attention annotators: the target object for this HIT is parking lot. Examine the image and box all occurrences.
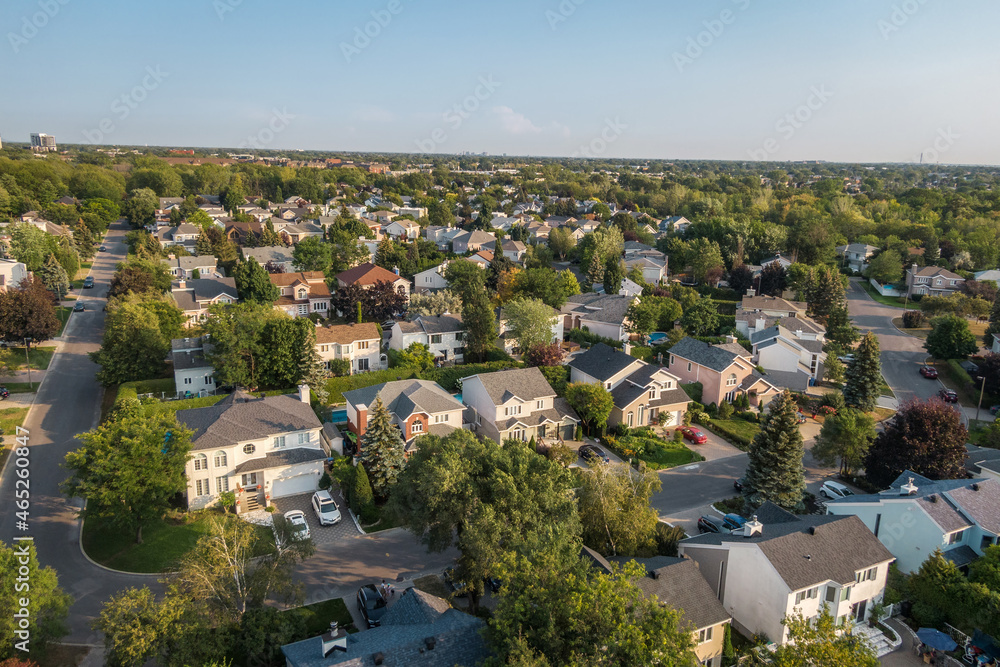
[270,488,360,547]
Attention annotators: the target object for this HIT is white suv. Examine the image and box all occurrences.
[820,480,855,499]
[311,490,342,526]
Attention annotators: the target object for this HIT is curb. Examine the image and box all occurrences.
[347,506,365,535]
[76,516,166,577]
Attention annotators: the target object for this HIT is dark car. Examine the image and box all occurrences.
[991,405,1000,415]
[938,389,958,403]
[443,567,470,598]
[98,246,107,252]
[82,277,94,288]
[733,477,744,491]
[920,365,938,378]
[680,427,708,444]
[484,576,501,594]
[0,387,9,400]
[356,585,388,628]
[698,515,726,534]
[73,302,85,312]
[722,513,746,531]
[579,444,610,464]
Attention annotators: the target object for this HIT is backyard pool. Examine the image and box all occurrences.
[648,331,668,344]
[453,393,463,403]
[329,409,347,422]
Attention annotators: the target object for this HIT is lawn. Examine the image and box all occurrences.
[362,504,403,533]
[706,417,761,450]
[0,407,31,471]
[56,306,72,335]
[968,419,995,446]
[8,345,57,370]
[82,511,273,573]
[603,427,700,470]
[413,574,452,601]
[879,376,895,398]
[893,317,988,341]
[284,597,354,635]
[860,281,908,308]
[3,382,38,393]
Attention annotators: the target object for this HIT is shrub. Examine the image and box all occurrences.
[546,440,576,467]
[629,345,654,362]
[717,401,734,419]
[979,421,1000,449]
[575,425,583,440]
[351,465,376,523]
[564,327,623,349]
[325,368,420,404]
[819,392,846,411]
[681,382,703,403]
[328,359,351,377]
[902,310,926,328]
[706,402,718,418]
[539,365,568,395]
[654,522,687,557]
[672,428,683,443]
[318,472,332,491]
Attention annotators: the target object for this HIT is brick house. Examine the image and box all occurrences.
[667,336,781,407]
[342,379,464,450]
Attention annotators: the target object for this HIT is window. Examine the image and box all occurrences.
[297,288,308,299]
[434,414,447,424]
[204,375,213,385]
[243,443,256,455]
[338,344,351,355]
[843,585,852,600]
[273,436,286,448]
[193,454,208,471]
[216,476,229,493]
[357,357,370,371]
[195,479,210,496]
[411,421,423,433]
[358,340,369,350]
[856,567,878,583]
[698,627,713,643]
[606,382,612,389]
[536,400,544,409]
[298,432,310,444]
[826,586,837,603]
[213,451,227,468]
[948,530,965,545]
[455,332,465,341]
[874,513,882,538]
[983,535,996,550]
[649,389,657,400]
[687,362,692,372]
[320,344,329,353]
[795,587,819,605]
[184,377,193,385]
[726,373,738,387]
[298,304,308,315]
[241,473,258,487]
[504,405,522,416]
[431,334,442,344]
[511,428,524,440]
[315,301,327,311]
[627,412,634,426]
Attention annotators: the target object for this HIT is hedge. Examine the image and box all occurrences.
[422,361,521,392]
[698,286,740,301]
[325,368,420,404]
[118,378,175,397]
[564,327,623,349]
[711,300,738,315]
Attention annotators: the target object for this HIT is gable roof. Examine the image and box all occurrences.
[740,295,807,313]
[562,293,634,325]
[568,343,642,382]
[609,557,732,631]
[240,246,295,264]
[176,391,321,450]
[466,367,556,405]
[342,379,463,420]
[171,277,238,309]
[668,337,750,373]
[397,314,464,336]
[315,322,381,345]
[909,265,964,280]
[270,271,327,286]
[336,262,405,286]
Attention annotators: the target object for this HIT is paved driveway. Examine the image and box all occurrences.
[270,488,359,547]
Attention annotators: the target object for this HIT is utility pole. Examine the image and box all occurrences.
[24,338,30,390]
[976,375,987,422]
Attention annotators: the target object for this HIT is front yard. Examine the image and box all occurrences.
[602,427,700,470]
[0,406,32,470]
[705,417,760,450]
[284,597,354,635]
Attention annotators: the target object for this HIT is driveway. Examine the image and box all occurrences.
[270,489,358,547]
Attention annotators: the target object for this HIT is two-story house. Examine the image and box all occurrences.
[461,367,579,443]
[389,314,465,363]
[499,239,526,263]
[750,325,827,391]
[624,255,667,283]
[452,230,496,255]
[679,503,896,644]
[240,246,296,272]
[315,322,382,374]
[836,243,879,273]
[157,223,201,252]
[162,255,218,280]
[906,264,966,298]
[0,258,28,292]
[383,219,420,240]
[171,277,239,326]
[826,471,1000,574]
[270,271,331,318]
[343,379,465,449]
[568,343,691,429]
[561,293,636,342]
[170,336,216,396]
[412,261,452,293]
[178,387,325,512]
[335,262,411,300]
[278,222,325,244]
[734,295,810,338]
[668,336,781,408]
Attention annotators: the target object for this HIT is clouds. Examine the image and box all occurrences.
[492,106,571,139]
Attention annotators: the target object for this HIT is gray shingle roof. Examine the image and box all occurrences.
[610,557,731,631]
[668,337,749,373]
[233,448,326,474]
[465,367,556,405]
[171,340,214,371]
[176,391,321,450]
[496,397,579,431]
[562,293,635,325]
[241,246,295,265]
[397,315,464,336]
[568,343,641,382]
[342,380,463,420]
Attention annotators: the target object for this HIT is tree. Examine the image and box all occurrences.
[95,586,181,667]
[759,262,787,296]
[826,303,860,349]
[91,299,173,385]
[295,330,329,404]
[602,256,624,294]
[689,238,725,284]
[232,258,279,304]
[565,382,614,435]
[123,188,158,228]
[291,237,331,272]
[389,342,435,371]
[867,249,904,284]
[0,276,59,348]
[36,253,69,299]
[407,289,463,317]
[771,607,878,667]
[0,541,71,659]
[460,276,498,363]
[350,464,375,522]
[824,355,845,384]
[806,266,847,323]
[742,390,806,513]
[985,293,1000,348]
[680,298,720,337]
[8,222,57,272]
[62,412,193,544]
[812,408,876,476]
[728,265,754,295]
[865,398,968,488]
[504,298,555,353]
[548,226,575,260]
[925,315,978,360]
[578,462,661,557]
[524,343,563,367]
[259,219,282,247]
[843,332,882,412]
[359,397,405,498]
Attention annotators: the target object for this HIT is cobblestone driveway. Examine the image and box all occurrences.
[271,487,360,547]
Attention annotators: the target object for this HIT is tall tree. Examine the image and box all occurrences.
[758,262,787,296]
[232,258,279,304]
[825,302,860,349]
[292,237,331,273]
[806,266,846,323]
[812,408,876,476]
[0,542,72,659]
[359,397,406,498]
[742,390,806,513]
[503,298,555,353]
[925,314,978,360]
[123,188,158,229]
[602,256,624,294]
[984,293,1000,349]
[680,298,720,336]
[91,298,173,386]
[843,332,882,412]
[36,253,70,299]
[864,398,969,488]
[453,270,498,362]
[728,264,754,295]
[565,382,614,435]
[295,330,329,404]
[0,276,59,349]
[547,226,576,260]
[578,462,661,557]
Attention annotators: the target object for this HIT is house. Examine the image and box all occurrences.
[281,587,491,667]
[452,229,496,254]
[270,272,332,318]
[171,277,238,326]
[761,253,795,269]
[497,305,563,355]
[278,222,324,244]
[389,314,465,363]
[240,246,295,272]
[544,215,577,227]
[424,225,463,250]
[750,325,826,390]
[157,223,201,252]
[314,322,382,374]
[973,269,1000,284]
[397,206,427,219]
[335,263,411,300]
[568,343,691,429]
[826,471,1000,574]
[489,215,520,231]
[170,337,216,396]
[412,262,451,293]
[660,215,692,234]
[161,255,218,280]
[836,243,879,273]
[625,255,667,283]
[734,295,809,338]
[177,387,325,512]
[667,336,781,407]
[906,264,966,298]
[586,550,731,667]
[225,221,263,245]
[561,293,636,342]
[343,379,465,449]
[618,277,643,298]
[0,258,28,291]
[383,218,420,239]
[499,239,526,262]
[679,503,895,644]
[461,367,580,443]
[737,310,825,340]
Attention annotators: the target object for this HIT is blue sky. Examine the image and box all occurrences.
[1,0,997,163]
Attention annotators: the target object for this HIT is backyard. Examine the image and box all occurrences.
[860,281,908,308]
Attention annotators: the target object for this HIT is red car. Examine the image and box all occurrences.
[938,389,958,403]
[919,366,938,379]
[681,427,708,444]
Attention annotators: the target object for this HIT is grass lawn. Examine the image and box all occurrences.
[706,417,761,450]
[3,382,38,393]
[713,496,744,515]
[82,511,273,573]
[362,505,403,533]
[606,429,700,470]
[413,574,452,601]
[9,345,57,370]
[893,317,988,341]
[55,305,72,335]
[70,278,85,290]
[879,376,895,398]
[860,281,908,308]
[284,597,355,635]
[0,407,34,475]
[968,420,994,446]
[872,407,897,422]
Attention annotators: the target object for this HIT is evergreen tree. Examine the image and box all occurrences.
[296,331,329,404]
[586,252,605,286]
[806,265,846,323]
[603,256,623,294]
[350,464,375,521]
[37,253,70,299]
[825,302,859,349]
[74,221,96,259]
[742,390,806,513]
[232,257,279,304]
[359,397,406,498]
[462,283,498,362]
[843,332,881,412]
[259,219,282,247]
[986,293,1000,348]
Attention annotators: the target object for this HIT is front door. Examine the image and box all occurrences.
[241,473,258,487]
[853,599,867,623]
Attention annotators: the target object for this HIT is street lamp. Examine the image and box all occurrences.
[976,375,987,423]
[24,338,30,390]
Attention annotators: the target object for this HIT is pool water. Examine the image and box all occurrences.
[648,332,667,343]
[329,409,347,422]
[453,393,463,403]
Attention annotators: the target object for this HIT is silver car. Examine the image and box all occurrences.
[311,490,342,526]
[283,510,311,541]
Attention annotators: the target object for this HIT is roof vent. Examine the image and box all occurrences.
[929,494,938,503]
[373,652,385,665]
[424,637,436,651]
[972,483,980,491]
[805,554,812,560]
[808,526,816,535]
[743,515,763,538]
[649,569,660,580]
[901,477,918,496]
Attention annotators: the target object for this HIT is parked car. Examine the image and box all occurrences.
[919,365,938,378]
[82,277,94,288]
[722,513,746,531]
[680,427,707,444]
[697,515,727,534]
[484,576,502,594]
[98,245,107,252]
[283,510,311,541]
[938,389,959,403]
[0,387,9,400]
[990,405,1000,415]
[356,585,388,628]
[73,301,85,312]
[838,354,855,365]
[311,490,342,526]
[443,567,470,598]
[579,444,610,464]
[820,480,855,499]
[733,477,744,491]
[960,360,980,375]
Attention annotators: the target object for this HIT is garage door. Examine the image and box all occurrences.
[269,462,322,498]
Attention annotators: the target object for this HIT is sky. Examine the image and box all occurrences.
[1,0,998,164]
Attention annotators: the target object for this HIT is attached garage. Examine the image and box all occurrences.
[268,461,324,498]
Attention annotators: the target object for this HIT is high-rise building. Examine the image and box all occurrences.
[30,133,56,152]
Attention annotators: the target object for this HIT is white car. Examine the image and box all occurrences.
[283,510,311,541]
[311,490,342,526]
[820,480,855,499]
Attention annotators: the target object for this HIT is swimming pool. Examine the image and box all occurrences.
[648,331,667,343]
[453,392,463,403]
[329,409,347,422]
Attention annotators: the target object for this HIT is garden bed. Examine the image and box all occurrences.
[602,427,699,470]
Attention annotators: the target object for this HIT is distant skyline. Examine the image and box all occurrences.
[2,0,997,164]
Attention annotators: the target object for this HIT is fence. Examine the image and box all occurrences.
[138,388,219,401]
[869,278,905,297]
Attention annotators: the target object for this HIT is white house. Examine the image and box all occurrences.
[178,387,325,512]
[162,255,218,280]
[390,314,465,363]
[383,219,420,240]
[0,258,28,291]
[171,277,238,327]
[412,262,451,293]
[561,293,636,342]
[170,337,215,396]
[314,322,382,373]
[826,472,1000,574]
[836,244,879,273]
[397,206,427,219]
[750,325,826,390]
[679,503,895,644]
[461,367,579,444]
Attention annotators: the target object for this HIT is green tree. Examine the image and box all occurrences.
[504,298,555,353]
[291,237,331,272]
[359,397,405,498]
[771,607,878,667]
[459,275,498,362]
[8,222,57,272]
[812,408,876,476]
[350,464,375,522]
[123,188,158,228]
[806,265,846,323]
[259,219,282,247]
[680,298,720,336]
[62,412,193,544]
[602,256,624,294]
[390,342,435,371]
[91,299,172,385]
[689,238,725,284]
[578,462,661,557]
[825,303,860,349]
[925,314,978,360]
[824,354,845,384]
[295,329,329,404]
[95,586,183,667]
[36,253,70,299]
[843,332,882,412]
[548,226,576,260]
[0,541,71,659]
[758,262,787,296]
[221,173,247,213]
[202,303,303,390]
[565,382,614,435]
[742,390,806,513]
[407,289,463,317]
[984,293,1000,348]
[232,257,279,304]
[867,249,904,284]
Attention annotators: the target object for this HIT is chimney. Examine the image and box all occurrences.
[743,515,763,538]
[623,341,632,355]
[746,287,756,297]
[298,384,310,404]
[900,477,918,496]
[424,637,437,651]
[177,279,186,290]
[321,624,348,656]
[393,266,400,276]
[373,653,385,666]
[756,317,766,331]
[725,334,737,345]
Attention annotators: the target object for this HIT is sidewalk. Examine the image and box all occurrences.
[0,369,47,384]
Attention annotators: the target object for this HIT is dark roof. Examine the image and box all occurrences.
[397,315,464,336]
[342,380,463,420]
[171,277,238,310]
[682,512,895,591]
[944,545,979,568]
[568,343,641,382]
[668,337,749,373]
[611,557,731,631]
[562,293,634,325]
[176,391,321,450]
[465,367,556,405]
[233,448,327,474]
[496,398,579,431]
[171,340,214,371]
